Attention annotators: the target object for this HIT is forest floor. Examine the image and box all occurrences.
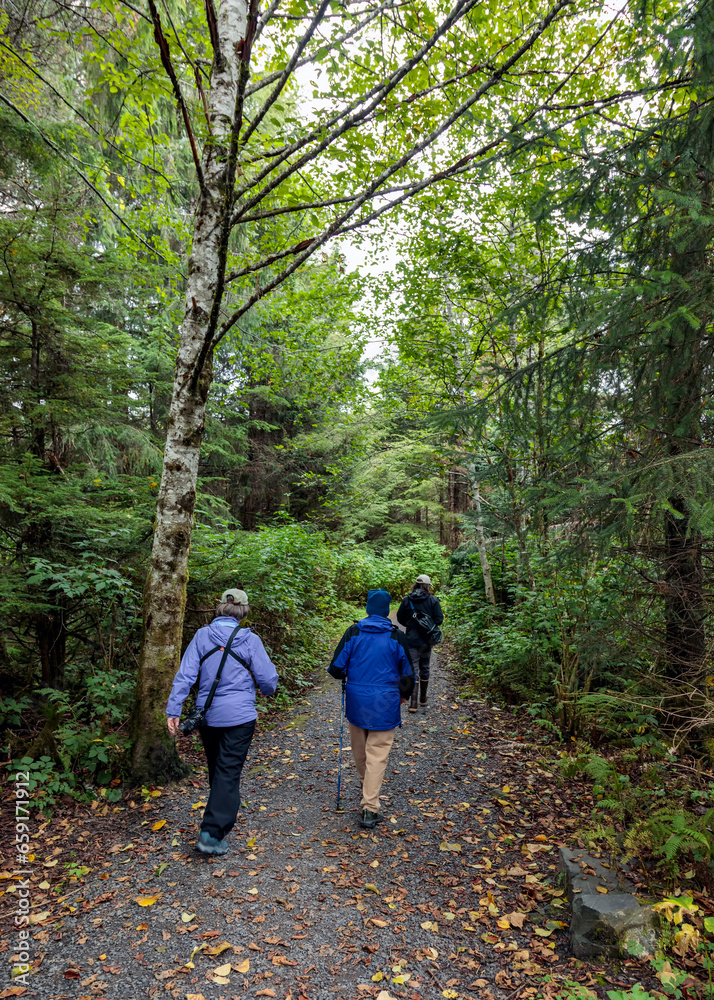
[1,643,662,1000]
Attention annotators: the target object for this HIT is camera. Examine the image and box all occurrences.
[179,708,204,736]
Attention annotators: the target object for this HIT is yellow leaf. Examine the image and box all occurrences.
[150,789,162,797]
[534,927,552,937]
[235,958,250,974]
[247,887,258,895]
[213,963,231,976]
[370,860,379,868]
[181,912,196,923]
[212,975,230,985]
[393,974,411,984]
[151,820,166,832]
[365,883,380,894]
[443,991,459,999]
[136,923,148,931]
[439,842,461,853]
[186,995,205,1000]
[135,895,160,906]
[502,785,510,794]
[191,800,207,810]
[497,918,510,929]
[371,971,384,982]
[246,837,256,847]
[205,942,231,957]
[596,886,608,894]
[43,860,58,868]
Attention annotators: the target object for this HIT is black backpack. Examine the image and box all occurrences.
[408,599,442,646]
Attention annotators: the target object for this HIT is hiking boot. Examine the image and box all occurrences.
[359,809,384,829]
[420,681,429,707]
[408,685,418,713]
[196,830,228,856]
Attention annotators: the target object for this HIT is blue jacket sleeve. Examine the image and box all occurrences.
[166,632,201,717]
[247,634,279,696]
[328,625,358,679]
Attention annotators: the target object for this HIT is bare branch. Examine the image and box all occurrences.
[247,0,402,96]
[147,0,206,194]
[239,0,332,148]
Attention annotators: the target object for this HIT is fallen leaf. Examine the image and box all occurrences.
[439,842,461,853]
[185,994,206,1000]
[365,883,380,894]
[235,958,250,974]
[152,820,166,831]
[181,912,196,923]
[205,942,231,956]
[255,991,276,998]
[392,974,410,984]
[596,886,608,894]
[370,860,379,868]
[28,911,52,925]
[370,918,388,928]
[443,991,459,999]
[213,963,231,976]
[63,970,81,979]
[507,911,527,929]
[135,895,160,907]
[497,918,510,930]
[371,971,384,982]
[376,992,398,1000]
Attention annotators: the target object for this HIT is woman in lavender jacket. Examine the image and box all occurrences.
[166,588,278,856]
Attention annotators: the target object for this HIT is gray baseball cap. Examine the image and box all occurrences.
[220,588,248,605]
[415,574,432,586]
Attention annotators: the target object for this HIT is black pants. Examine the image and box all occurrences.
[199,720,256,840]
[408,643,432,682]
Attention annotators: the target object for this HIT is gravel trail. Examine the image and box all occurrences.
[4,646,584,1000]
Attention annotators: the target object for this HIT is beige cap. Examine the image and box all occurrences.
[220,588,248,605]
[415,574,432,586]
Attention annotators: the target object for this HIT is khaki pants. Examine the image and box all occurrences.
[349,723,395,813]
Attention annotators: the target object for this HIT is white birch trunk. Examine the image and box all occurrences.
[131,0,250,781]
[473,481,496,607]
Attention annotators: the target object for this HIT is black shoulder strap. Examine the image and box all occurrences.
[203,624,242,715]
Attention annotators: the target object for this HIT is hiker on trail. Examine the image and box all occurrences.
[166,588,278,857]
[396,573,443,712]
[328,588,414,829]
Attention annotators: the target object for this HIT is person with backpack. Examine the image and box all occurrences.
[166,588,279,856]
[328,589,414,829]
[396,574,443,712]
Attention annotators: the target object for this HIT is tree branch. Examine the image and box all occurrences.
[147,0,206,194]
[232,0,480,222]
[239,0,332,148]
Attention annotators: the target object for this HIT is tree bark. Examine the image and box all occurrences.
[472,481,496,607]
[131,0,252,783]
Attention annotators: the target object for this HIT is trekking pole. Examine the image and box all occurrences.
[335,680,345,813]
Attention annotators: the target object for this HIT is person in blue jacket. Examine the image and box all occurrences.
[166,588,279,856]
[328,589,414,829]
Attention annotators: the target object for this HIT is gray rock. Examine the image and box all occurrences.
[560,846,623,900]
[571,891,658,958]
[559,848,658,958]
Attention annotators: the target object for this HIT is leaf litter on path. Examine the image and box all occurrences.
[0,642,662,998]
